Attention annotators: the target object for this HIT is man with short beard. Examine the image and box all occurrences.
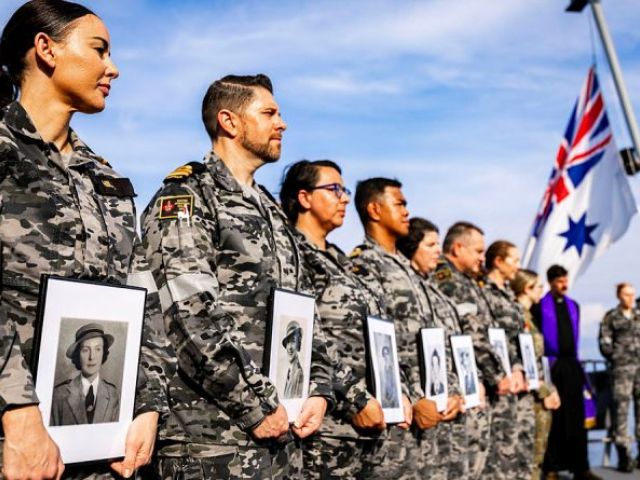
[142,74,334,479]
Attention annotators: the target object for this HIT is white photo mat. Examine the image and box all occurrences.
[519,333,540,390]
[450,335,480,409]
[33,276,145,464]
[266,289,315,422]
[488,327,512,376]
[420,328,448,412]
[365,316,404,424]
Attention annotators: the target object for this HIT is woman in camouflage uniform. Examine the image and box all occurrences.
[0,2,172,479]
[511,269,561,480]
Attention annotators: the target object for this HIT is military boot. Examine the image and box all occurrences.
[616,445,634,473]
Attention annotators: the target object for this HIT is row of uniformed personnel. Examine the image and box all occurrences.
[0,1,559,480]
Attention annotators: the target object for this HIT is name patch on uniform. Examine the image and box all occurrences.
[159,195,193,219]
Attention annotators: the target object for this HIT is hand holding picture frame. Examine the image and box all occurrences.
[264,288,315,421]
[488,327,511,376]
[364,316,404,424]
[419,328,448,412]
[519,333,540,390]
[32,275,146,465]
[450,335,480,409]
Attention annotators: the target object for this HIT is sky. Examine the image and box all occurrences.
[2,0,640,359]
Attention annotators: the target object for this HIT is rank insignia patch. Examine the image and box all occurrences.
[159,195,193,219]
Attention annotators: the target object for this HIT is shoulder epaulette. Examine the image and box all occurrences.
[434,264,452,283]
[103,379,117,388]
[349,245,368,259]
[164,162,206,183]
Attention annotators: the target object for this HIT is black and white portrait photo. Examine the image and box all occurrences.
[32,276,146,463]
[519,333,539,390]
[420,328,448,412]
[374,332,400,409]
[50,319,126,426]
[489,327,511,376]
[365,316,404,423]
[450,335,480,408]
[266,289,315,420]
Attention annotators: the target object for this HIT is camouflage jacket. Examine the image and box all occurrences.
[296,232,381,438]
[0,102,172,418]
[350,237,435,400]
[480,278,524,373]
[141,152,335,447]
[598,306,640,367]
[433,258,506,388]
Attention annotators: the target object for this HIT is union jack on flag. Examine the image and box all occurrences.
[523,66,636,282]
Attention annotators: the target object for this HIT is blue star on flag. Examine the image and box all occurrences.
[558,212,598,256]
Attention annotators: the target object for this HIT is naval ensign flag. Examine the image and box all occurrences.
[523,66,637,282]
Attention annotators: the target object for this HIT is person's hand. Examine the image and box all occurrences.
[412,398,441,430]
[543,391,561,410]
[441,395,462,422]
[292,396,327,439]
[110,411,159,478]
[351,398,385,430]
[2,405,64,480]
[511,370,526,394]
[251,404,289,440]
[397,395,413,430]
[497,375,511,395]
[478,383,487,409]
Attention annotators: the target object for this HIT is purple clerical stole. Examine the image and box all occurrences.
[539,291,580,363]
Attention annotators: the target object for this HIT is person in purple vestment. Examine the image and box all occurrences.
[535,265,601,480]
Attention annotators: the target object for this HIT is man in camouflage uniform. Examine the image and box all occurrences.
[349,178,450,479]
[141,74,335,479]
[599,282,640,472]
[434,221,510,480]
[279,159,388,479]
[397,217,468,479]
[0,101,174,479]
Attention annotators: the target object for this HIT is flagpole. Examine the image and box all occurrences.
[567,0,640,157]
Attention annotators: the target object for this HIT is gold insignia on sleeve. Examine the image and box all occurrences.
[349,247,363,258]
[102,179,114,189]
[165,165,194,181]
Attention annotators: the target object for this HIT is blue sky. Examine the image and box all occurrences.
[3,0,640,359]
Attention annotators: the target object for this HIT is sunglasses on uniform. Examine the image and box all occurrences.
[309,183,351,198]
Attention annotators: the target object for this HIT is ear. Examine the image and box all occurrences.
[366,201,381,222]
[217,109,240,138]
[450,240,462,259]
[297,189,312,211]
[34,32,58,69]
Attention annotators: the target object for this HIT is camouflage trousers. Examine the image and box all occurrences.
[465,406,491,480]
[434,412,468,479]
[514,393,535,480]
[416,425,437,478]
[301,434,388,479]
[367,426,420,480]
[482,394,518,480]
[532,400,552,480]
[146,441,300,480]
[611,364,640,453]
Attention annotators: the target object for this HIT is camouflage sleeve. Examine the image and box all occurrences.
[445,342,461,396]
[598,311,614,360]
[142,184,279,431]
[127,236,176,418]
[437,279,505,388]
[349,253,412,400]
[307,307,337,409]
[506,325,523,374]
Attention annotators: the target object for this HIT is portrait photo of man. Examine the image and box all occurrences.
[282,320,305,399]
[524,344,536,381]
[429,348,446,396]
[374,332,400,409]
[457,347,477,396]
[50,323,120,426]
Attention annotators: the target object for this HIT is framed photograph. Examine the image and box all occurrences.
[265,288,315,421]
[364,316,404,424]
[419,328,448,412]
[519,333,539,390]
[488,328,512,376]
[450,335,480,409]
[542,356,552,384]
[32,275,146,464]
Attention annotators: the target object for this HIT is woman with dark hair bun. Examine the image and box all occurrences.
[0,2,173,479]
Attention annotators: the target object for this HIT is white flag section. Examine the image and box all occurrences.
[523,67,637,282]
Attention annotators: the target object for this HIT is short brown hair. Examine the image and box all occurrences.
[442,221,484,254]
[616,282,633,296]
[485,240,516,271]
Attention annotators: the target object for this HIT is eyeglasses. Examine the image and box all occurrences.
[309,183,351,198]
